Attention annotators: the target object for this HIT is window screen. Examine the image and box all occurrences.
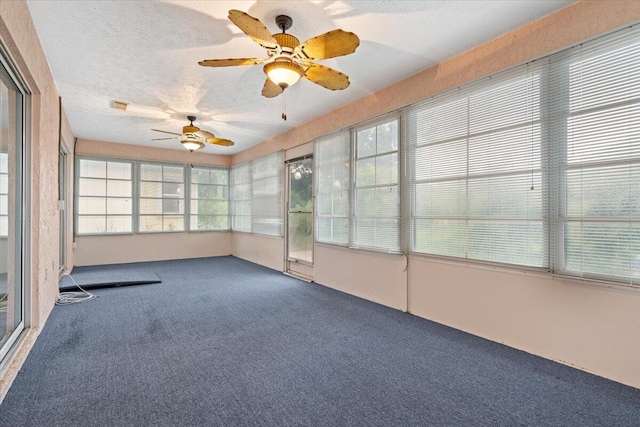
[0,153,7,236]
[190,166,229,231]
[315,132,350,246]
[77,158,133,234]
[139,163,185,232]
[251,151,283,236]
[230,162,251,232]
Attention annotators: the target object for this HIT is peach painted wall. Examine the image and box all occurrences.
[74,232,232,266]
[228,1,640,388]
[232,233,284,272]
[75,138,231,168]
[314,244,407,311]
[0,0,72,400]
[408,256,640,389]
[73,138,232,266]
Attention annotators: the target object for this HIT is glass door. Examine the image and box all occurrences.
[286,157,313,279]
[0,47,27,364]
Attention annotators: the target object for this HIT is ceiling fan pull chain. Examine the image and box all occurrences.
[282,91,287,121]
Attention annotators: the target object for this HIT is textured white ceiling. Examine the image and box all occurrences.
[26,0,574,155]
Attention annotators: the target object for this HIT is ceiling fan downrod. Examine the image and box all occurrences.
[275,15,293,34]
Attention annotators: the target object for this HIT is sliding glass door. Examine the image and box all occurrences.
[0,46,28,364]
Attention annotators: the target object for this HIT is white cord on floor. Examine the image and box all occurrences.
[56,276,96,305]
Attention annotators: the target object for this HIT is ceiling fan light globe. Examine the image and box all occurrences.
[181,138,205,152]
[264,60,303,89]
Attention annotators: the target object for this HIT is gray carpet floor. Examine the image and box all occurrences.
[0,256,638,426]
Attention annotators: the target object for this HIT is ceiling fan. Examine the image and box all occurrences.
[199,10,360,99]
[151,116,234,152]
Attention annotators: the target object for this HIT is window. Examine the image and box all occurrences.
[314,119,400,253]
[353,118,400,252]
[315,132,350,246]
[0,152,7,237]
[251,151,283,236]
[554,28,640,284]
[139,163,185,232]
[230,152,284,236]
[407,66,546,267]
[77,158,133,234]
[230,163,251,232]
[190,166,229,231]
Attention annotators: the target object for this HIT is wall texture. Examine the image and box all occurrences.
[0,0,70,400]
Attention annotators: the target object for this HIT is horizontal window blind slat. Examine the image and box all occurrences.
[408,63,546,267]
[251,151,283,237]
[315,132,350,245]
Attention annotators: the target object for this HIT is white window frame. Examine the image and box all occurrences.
[251,151,283,237]
[189,165,230,231]
[351,116,401,253]
[314,131,351,247]
[230,162,252,233]
[138,161,186,233]
[75,156,134,236]
[0,152,7,237]
[407,66,548,268]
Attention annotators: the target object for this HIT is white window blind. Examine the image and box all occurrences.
[139,163,185,232]
[0,153,7,236]
[552,28,640,284]
[251,151,283,236]
[77,158,133,234]
[408,65,546,267]
[315,132,350,246]
[353,118,400,252]
[190,166,229,231]
[230,162,251,232]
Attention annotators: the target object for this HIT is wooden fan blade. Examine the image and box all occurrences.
[207,138,235,147]
[152,137,178,141]
[151,129,181,136]
[303,62,350,90]
[261,78,283,98]
[295,29,360,60]
[228,10,279,50]
[195,130,216,140]
[199,58,265,67]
